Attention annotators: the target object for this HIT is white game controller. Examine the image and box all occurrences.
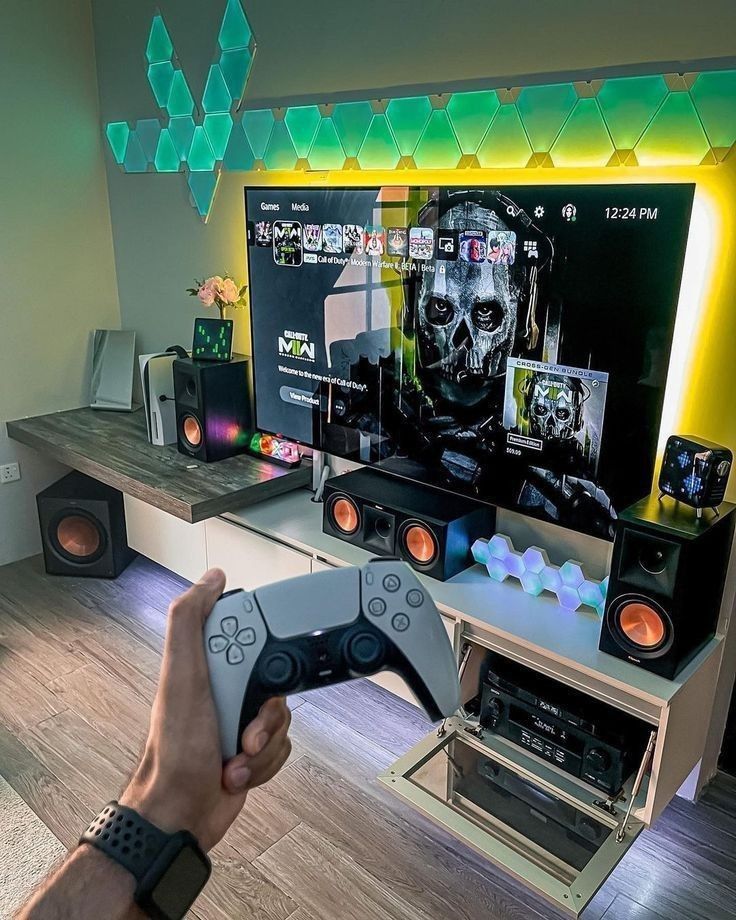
[204,559,460,758]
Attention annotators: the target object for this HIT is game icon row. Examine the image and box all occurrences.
[252,220,517,265]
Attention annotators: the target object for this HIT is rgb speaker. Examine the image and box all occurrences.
[599,493,735,678]
[322,468,495,581]
[37,472,136,578]
[659,434,732,512]
[173,356,252,463]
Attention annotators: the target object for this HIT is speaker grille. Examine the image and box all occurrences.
[182,415,203,448]
[328,495,360,535]
[400,521,439,567]
[606,594,674,658]
[50,511,106,564]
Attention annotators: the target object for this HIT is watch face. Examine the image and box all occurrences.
[150,845,210,918]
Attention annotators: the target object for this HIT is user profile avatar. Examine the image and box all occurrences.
[343,224,364,254]
[562,203,577,222]
[459,229,486,263]
[488,230,516,265]
[408,226,434,260]
[363,225,386,256]
[322,223,343,253]
[255,221,273,246]
[303,224,323,252]
[387,227,408,256]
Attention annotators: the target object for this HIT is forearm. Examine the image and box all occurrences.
[16,845,145,920]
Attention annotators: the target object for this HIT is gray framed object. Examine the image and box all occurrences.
[90,329,138,411]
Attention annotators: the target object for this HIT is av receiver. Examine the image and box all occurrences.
[478,653,648,795]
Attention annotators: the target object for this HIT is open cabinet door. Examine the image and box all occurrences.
[380,718,649,918]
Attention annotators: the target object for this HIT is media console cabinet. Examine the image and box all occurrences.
[8,408,736,916]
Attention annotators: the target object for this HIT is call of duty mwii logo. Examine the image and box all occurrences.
[278,329,315,362]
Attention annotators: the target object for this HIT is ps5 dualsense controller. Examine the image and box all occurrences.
[203,559,460,759]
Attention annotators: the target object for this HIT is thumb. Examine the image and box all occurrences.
[164,568,227,670]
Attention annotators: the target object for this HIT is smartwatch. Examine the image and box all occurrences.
[80,802,211,920]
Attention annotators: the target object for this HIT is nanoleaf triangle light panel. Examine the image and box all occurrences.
[104,5,736,220]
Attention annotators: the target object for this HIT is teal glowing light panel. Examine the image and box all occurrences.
[192,318,234,361]
[105,8,736,220]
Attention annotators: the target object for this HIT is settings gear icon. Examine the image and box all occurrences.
[533,205,545,218]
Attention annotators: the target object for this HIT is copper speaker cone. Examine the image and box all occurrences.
[331,497,360,535]
[56,515,102,559]
[183,415,202,447]
[402,524,438,565]
[618,602,667,648]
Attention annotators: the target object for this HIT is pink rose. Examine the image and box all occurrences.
[197,280,216,307]
[210,275,225,296]
[221,278,239,304]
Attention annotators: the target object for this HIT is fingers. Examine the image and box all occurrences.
[241,697,290,757]
[164,568,226,658]
[221,698,292,794]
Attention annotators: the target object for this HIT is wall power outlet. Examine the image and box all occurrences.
[0,462,21,483]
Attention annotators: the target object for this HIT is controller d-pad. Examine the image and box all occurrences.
[208,635,228,654]
[383,574,401,592]
[368,598,387,616]
[227,644,245,665]
[236,627,256,646]
[221,617,239,637]
[406,589,424,608]
[392,613,410,632]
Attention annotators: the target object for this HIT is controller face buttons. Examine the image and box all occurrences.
[209,616,258,664]
[368,598,387,616]
[383,574,401,592]
[392,613,410,632]
[406,589,424,608]
[236,628,256,646]
[208,635,228,654]
[227,644,245,665]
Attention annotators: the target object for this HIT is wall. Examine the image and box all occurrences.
[0,0,120,566]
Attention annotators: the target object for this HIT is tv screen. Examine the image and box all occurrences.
[246,184,694,540]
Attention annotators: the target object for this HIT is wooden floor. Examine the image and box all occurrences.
[1,555,735,920]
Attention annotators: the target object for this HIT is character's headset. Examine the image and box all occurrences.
[395,189,555,352]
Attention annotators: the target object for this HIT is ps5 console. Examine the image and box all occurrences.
[204,560,461,759]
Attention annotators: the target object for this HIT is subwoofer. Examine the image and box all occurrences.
[173,356,252,462]
[322,468,495,580]
[37,471,136,578]
[599,493,735,678]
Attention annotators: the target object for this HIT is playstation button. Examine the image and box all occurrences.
[227,644,245,665]
[392,613,410,632]
[406,589,424,608]
[221,617,238,637]
[208,635,228,654]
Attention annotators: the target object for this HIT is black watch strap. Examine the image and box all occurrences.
[80,802,169,882]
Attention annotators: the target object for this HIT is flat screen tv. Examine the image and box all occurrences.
[245,184,695,540]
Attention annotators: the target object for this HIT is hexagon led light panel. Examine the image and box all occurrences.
[472,535,608,615]
[106,6,736,222]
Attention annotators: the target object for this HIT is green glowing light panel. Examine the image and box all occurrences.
[192,318,234,362]
[105,4,736,220]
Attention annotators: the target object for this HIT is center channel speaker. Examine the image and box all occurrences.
[322,468,495,581]
[599,493,736,679]
[37,471,136,578]
[173,355,252,463]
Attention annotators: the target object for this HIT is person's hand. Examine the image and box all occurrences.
[119,569,292,852]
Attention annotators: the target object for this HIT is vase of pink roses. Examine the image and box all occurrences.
[187,274,247,320]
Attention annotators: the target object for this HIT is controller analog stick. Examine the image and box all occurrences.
[260,651,301,691]
[346,632,385,673]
